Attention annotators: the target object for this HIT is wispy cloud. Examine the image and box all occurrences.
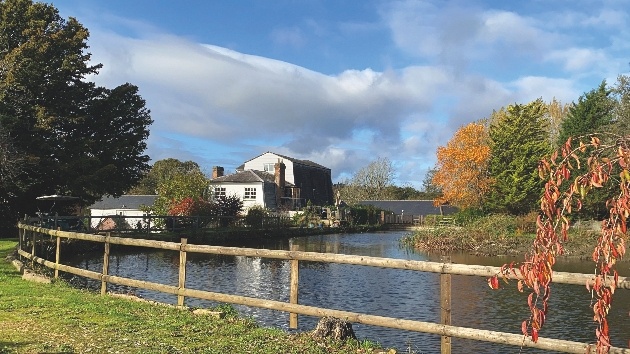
[61,0,630,187]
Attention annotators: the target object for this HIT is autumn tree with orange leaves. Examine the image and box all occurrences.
[432,122,492,209]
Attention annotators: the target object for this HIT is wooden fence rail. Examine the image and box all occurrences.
[15,223,630,354]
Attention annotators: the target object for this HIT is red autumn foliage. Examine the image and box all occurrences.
[168,197,216,217]
[490,133,629,353]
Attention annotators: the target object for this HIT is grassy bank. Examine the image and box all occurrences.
[0,240,384,354]
[401,214,601,258]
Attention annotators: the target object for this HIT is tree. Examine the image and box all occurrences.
[0,124,25,230]
[151,170,210,217]
[216,195,244,217]
[608,74,630,132]
[556,82,616,219]
[0,0,152,226]
[546,98,569,150]
[557,81,614,147]
[432,122,491,209]
[383,185,430,200]
[421,167,442,195]
[486,99,551,214]
[0,124,23,192]
[339,157,395,204]
[491,133,630,351]
[129,158,201,195]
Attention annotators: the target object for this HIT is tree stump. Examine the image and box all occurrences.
[311,316,356,341]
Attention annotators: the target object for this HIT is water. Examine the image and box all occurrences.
[64,231,630,353]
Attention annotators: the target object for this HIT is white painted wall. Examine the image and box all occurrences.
[89,209,148,229]
[244,152,295,185]
[213,181,266,211]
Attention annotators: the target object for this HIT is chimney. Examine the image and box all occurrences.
[212,166,224,179]
[274,159,286,207]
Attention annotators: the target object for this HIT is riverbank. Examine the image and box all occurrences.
[94,224,383,244]
[401,225,602,259]
[0,239,388,354]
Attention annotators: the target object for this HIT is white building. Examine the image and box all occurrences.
[240,152,333,205]
[88,195,157,230]
[209,168,293,211]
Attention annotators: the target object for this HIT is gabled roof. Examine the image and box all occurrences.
[358,200,458,216]
[210,169,295,186]
[245,151,329,170]
[90,195,158,210]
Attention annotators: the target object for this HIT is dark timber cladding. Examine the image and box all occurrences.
[291,159,333,206]
[242,152,334,206]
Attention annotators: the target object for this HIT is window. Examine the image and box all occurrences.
[214,187,226,198]
[263,163,275,172]
[244,187,256,200]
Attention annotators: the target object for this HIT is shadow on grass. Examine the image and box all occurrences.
[0,340,32,353]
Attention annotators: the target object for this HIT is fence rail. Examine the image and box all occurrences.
[15,223,630,354]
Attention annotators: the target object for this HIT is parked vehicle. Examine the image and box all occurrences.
[34,195,85,231]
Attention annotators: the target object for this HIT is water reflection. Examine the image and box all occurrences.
[64,231,630,353]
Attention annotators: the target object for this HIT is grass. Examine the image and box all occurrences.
[0,239,385,354]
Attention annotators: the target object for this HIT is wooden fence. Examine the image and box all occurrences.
[15,222,630,354]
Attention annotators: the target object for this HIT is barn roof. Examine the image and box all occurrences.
[89,195,158,210]
[357,200,458,216]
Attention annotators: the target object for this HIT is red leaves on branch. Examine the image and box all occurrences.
[168,197,216,217]
[489,133,629,351]
[487,275,500,289]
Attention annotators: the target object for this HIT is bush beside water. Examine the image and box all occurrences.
[402,212,600,257]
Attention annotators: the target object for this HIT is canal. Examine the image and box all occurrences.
[65,231,630,353]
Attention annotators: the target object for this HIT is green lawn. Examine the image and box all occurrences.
[0,240,384,354]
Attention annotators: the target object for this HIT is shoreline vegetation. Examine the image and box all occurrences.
[0,240,387,354]
[401,214,604,259]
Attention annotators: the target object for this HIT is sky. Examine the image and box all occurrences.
[54,0,630,188]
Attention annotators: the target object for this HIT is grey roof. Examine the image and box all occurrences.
[245,151,329,170]
[358,200,458,216]
[89,195,158,210]
[210,169,295,186]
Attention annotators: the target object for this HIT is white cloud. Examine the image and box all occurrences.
[545,48,608,72]
[509,76,578,104]
[71,0,621,188]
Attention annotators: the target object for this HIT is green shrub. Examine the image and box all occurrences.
[244,206,268,229]
[452,208,484,226]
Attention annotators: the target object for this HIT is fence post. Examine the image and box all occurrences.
[19,217,25,254]
[31,230,36,268]
[178,238,188,308]
[54,234,61,279]
[289,244,299,329]
[441,254,452,354]
[101,232,110,295]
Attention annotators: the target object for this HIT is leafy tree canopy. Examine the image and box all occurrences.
[557,81,614,147]
[486,99,552,215]
[151,170,209,217]
[421,167,442,196]
[0,0,152,225]
[129,158,201,195]
[433,122,491,210]
[338,157,395,204]
[556,81,616,219]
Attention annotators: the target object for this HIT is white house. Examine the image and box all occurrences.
[88,195,157,230]
[209,168,293,211]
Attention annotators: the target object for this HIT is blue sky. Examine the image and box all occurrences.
[54,0,630,188]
